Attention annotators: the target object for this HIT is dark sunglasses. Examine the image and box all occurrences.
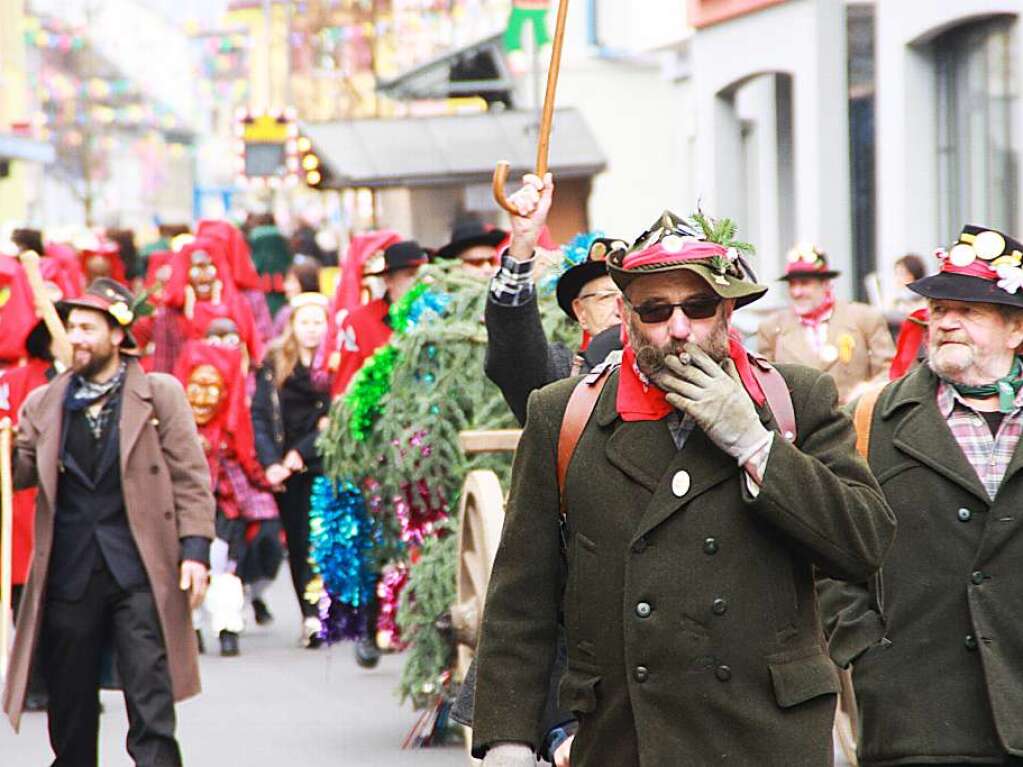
[627,295,722,323]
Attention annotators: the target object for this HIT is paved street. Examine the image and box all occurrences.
[0,573,467,766]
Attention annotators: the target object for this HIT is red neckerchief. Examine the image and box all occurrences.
[796,291,835,329]
[616,328,765,422]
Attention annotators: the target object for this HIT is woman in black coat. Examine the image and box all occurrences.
[251,292,332,647]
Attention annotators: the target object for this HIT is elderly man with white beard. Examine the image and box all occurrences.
[821,225,1023,766]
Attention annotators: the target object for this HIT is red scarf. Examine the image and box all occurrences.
[796,291,835,329]
[616,328,766,422]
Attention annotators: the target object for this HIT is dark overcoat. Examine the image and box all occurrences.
[472,364,895,766]
[821,364,1023,765]
[2,362,215,730]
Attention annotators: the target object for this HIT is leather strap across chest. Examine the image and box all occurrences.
[556,354,797,514]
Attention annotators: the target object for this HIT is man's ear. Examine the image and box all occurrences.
[110,325,125,347]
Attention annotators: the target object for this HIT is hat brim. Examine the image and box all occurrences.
[609,261,768,309]
[778,270,840,281]
[363,258,429,277]
[908,273,1023,308]
[435,230,506,261]
[556,260,611,320]
[57,298,139,349]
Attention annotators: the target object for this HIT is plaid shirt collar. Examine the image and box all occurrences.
[936,379,1023,500]
[936,378,1023,419]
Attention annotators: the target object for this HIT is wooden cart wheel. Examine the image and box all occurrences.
[452,470,506,678]
[451,469,506,764]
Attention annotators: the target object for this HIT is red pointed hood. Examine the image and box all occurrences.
[197,219,262,291]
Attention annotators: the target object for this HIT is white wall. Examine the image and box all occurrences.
[875,1,1022,297]
[550,0,694,242]
[691,0,853,297]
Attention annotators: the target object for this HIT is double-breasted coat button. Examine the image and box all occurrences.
[150,465,160,474]
[715,665,732,682]
[964,634,979,651]
[636,602,652,618]
[164,511,172,520]
[671,470,691,498]
[703,537,719,555]
[632,538,648,554]
[957,508,972,522]
[712,599,728,616]
[971,570,986,585]
[634,666,649,683]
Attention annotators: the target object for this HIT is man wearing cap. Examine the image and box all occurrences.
[820,226,1023,766]
[757,244,895,404]
[484,173,625,425]
[436,217,507,279]
[331,240,428,397]
[471,187,895,765]
[1,278,215,766]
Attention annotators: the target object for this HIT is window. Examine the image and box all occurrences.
[936,16,1018,241]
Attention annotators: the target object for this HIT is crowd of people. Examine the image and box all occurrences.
[2,169,1022,767]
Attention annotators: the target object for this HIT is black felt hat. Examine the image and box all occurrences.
[435,219,507,262]
[364,241,429,276]
[779,243,840,281]
[909,225,1023,309]
[556,237,627,320]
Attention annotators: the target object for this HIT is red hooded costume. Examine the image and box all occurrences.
[319,230,402,397]
[152,239,262,373]
[173,342,274,521]
[0,257,43,365]
[196,220,274,344]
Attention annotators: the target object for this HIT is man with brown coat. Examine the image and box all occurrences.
[821,225,1023,766]
[757,244,895,404]
[471,201,896,766]
[1,277,215,766]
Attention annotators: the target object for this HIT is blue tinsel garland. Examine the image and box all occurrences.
[538,230,604,294]
[309,477,379,642]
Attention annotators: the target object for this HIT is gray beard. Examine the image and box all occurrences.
[628,314,730,380]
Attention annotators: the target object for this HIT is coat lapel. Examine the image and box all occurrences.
[630,426,736,544]
[35,373,73,507]
[886,368,989,505]
[119,362,154,475]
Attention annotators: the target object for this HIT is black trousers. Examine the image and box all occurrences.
[40,561,181,767]
[276,471,318,619]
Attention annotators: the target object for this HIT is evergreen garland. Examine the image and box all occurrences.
[317,255,580,708]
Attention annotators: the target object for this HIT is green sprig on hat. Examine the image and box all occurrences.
[688,210,755,257]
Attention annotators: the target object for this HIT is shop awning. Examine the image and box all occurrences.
[0,133,55,164]
[301,108,606,189]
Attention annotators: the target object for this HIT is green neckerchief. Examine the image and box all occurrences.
[951,356,1023,414]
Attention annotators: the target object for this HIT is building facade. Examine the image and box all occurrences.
[688,0,1022,305]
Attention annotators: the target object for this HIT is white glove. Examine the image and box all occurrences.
[654,342,771,465]
[482,743,537,767]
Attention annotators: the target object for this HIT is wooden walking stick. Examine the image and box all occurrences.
[1,418,13,680]
[18,250,73,370]
[492,0,571,214]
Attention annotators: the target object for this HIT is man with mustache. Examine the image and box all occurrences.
[757,244,895,404]
[821,225,1023,766]
[471,199,895,766]
[1,278,215,766]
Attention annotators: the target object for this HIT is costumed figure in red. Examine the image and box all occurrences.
[174,341,279,657]
[196,219,274,344]
[151,239,262,374]
[321,238,428,398]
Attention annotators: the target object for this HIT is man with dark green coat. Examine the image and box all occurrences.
[472,190,896,767]
[821,225,1023,766]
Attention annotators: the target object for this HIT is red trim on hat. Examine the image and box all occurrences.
[622,241,726,271]
[785,260,831,275]
[940,258,998,281]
